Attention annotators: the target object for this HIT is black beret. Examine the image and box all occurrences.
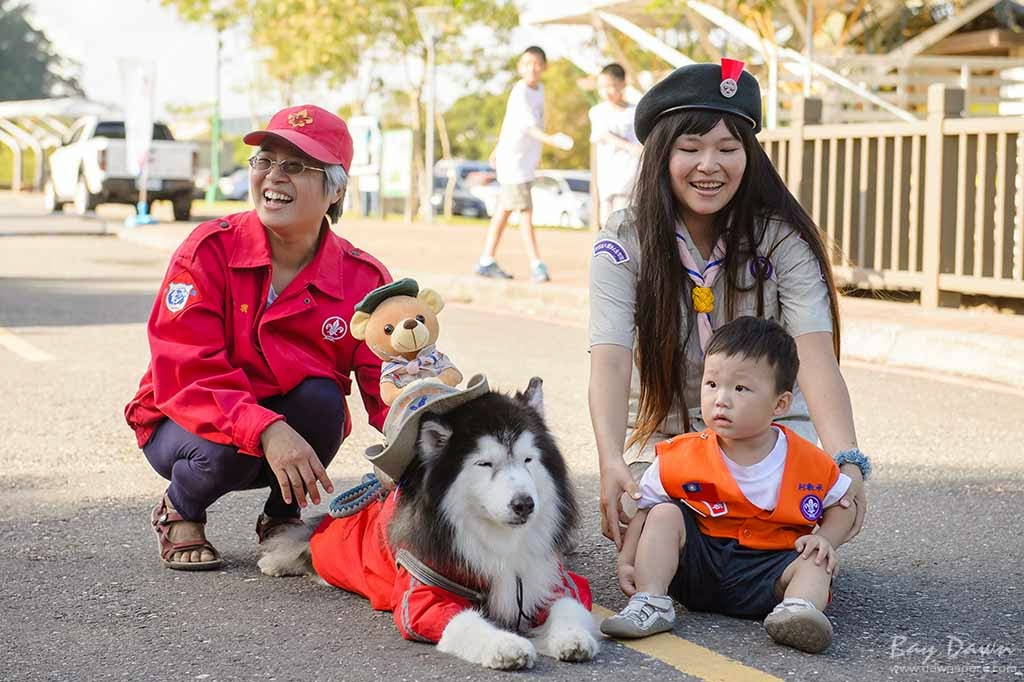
[634,60,762,143]
[354,278,419,315]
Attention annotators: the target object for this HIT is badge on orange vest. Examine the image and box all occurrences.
[164,272,200,317]
[705,501,728,517]
[681,481,720,503]
[799,494,823,521]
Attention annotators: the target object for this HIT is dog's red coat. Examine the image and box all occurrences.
[310,493,592,643]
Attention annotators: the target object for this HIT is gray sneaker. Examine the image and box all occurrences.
[764,598,833,653]
[474,261,513,279]
[531,261,550,283]
[600,593,675,639]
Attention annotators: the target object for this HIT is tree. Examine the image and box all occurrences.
[443,90,506,162]
[162,0,521,214]
[538,58,595,170]
[442,56,595,171]
[0,0,83,101]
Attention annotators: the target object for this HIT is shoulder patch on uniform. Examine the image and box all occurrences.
[594,238,630,265]
[164,271,201,317]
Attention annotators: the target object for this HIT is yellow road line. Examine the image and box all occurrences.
[592,605,783,682]
[0,328,54,363]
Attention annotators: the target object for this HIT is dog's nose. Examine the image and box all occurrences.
[403,319,418,330]
[510,495,535,519]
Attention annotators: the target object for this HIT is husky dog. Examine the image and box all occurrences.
[258,378,599,670]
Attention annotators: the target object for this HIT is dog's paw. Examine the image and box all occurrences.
[256,554,303,577]
[479,632,537,670]
[548,626,600,662]
[256,546,311,577]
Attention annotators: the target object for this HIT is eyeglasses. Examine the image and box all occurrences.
[248,155,326,176]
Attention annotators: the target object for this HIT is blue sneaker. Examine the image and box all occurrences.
[531,262,550,283]
[474,261,513,279]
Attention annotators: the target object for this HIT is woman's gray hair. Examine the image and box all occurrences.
[324,164,348,223]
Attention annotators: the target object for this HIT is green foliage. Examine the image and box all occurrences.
[157,0,247,27]
[444,90,506,161]
[539,58,594,170]
[228,135,251,170]
[162,0,523,209]
[0,146,38,188]
[443,58,595,170]
[163,0,519,90]
[0,0,83,100]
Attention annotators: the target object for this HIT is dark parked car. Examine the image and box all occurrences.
[431,175,488,218]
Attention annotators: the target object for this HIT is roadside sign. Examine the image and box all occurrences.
[380,129,413,199]
[348,115,381,178]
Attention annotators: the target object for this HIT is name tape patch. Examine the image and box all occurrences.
[594,238,630,265]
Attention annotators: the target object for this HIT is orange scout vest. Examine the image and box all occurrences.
[656,425,840,551]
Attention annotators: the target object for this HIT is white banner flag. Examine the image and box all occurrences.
[118,59,157,178]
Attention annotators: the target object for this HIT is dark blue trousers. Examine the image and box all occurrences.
[143,378,346,521]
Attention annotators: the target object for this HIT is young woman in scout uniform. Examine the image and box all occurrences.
[587,60,872,548]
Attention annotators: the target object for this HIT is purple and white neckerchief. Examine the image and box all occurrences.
[675,229,726,354]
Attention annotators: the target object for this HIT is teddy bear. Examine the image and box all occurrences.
[350,278,463,406]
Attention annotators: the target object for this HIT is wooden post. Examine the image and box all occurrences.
[787,97,822,207]
[921,84,964,307]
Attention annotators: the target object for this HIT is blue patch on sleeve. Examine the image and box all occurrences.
[594,238,630,265]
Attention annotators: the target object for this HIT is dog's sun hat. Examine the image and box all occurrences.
[365,374,490,481]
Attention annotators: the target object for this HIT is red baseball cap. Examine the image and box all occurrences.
[243,104,354,173]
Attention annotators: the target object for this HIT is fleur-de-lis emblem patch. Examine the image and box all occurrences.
[322,316,347,342]
[288,109,313,128]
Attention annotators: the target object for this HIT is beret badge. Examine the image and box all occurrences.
[720,58,744,99]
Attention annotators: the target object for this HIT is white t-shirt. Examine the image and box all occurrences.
[495,80,544,185]
[588,100,639,197]
[637,427,851,511]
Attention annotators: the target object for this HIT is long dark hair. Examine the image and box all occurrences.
[629,109,841,450]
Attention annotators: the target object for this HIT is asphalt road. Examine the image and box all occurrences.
[1,212,1022,682]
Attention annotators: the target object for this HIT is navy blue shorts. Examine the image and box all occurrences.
[667,502,799,620]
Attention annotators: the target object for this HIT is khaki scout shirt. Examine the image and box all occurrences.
[588,209,834,456]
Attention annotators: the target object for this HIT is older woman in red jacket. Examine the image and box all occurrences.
[126,105,390,570]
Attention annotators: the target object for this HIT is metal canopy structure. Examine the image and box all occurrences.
[0,98,111,191]
[524,0,1024,125]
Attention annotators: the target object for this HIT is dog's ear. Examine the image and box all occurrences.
[417,416,452,461]
[517,377,544,415]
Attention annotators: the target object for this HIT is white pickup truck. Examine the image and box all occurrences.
[44,118,199,220]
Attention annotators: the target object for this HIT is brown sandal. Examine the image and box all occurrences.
[255,513,303,544]
[151,497,224,571]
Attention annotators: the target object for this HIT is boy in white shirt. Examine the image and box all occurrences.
[588,63,641,229]
[601,317,856,653]
[475,46,573,283]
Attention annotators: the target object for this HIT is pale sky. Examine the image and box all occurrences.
[25,0,596,121]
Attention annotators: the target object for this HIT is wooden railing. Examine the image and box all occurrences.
[761,85,1024,306]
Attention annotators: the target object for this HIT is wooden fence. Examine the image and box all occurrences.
[760,85,1024,306]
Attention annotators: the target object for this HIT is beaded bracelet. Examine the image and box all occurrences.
[834,448,872,481]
